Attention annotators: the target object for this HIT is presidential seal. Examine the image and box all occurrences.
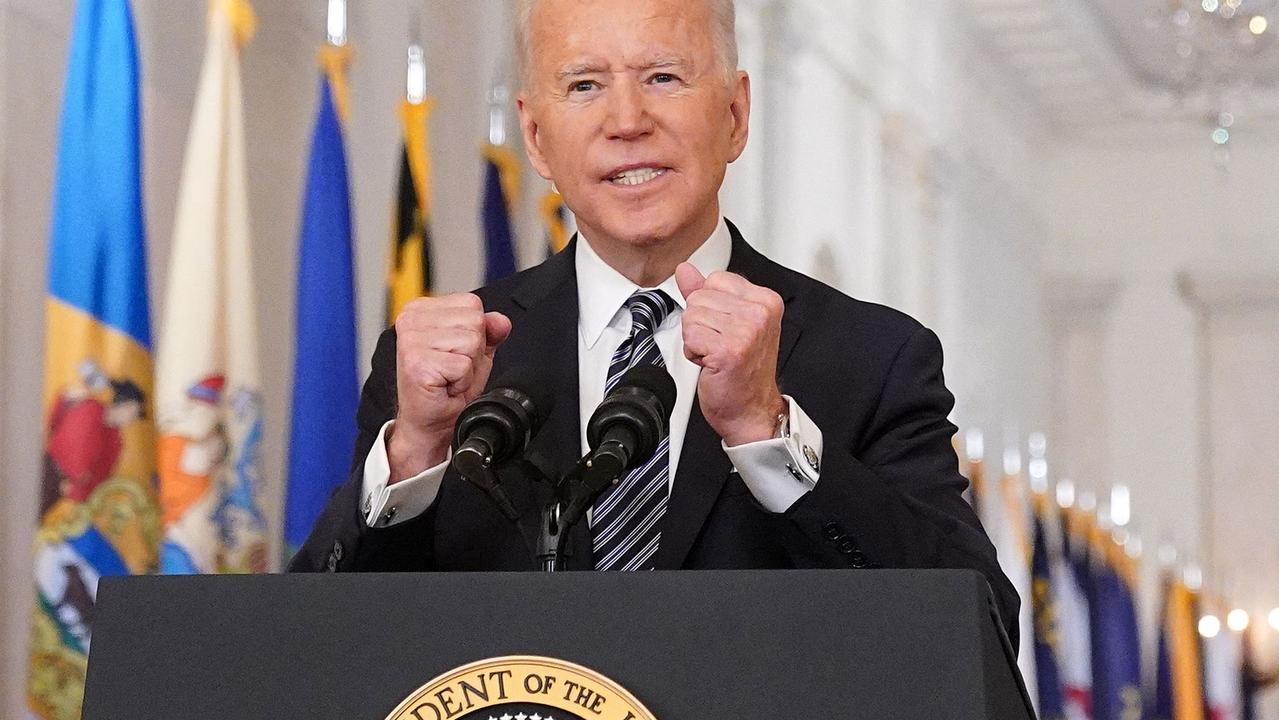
[384,656,659,720]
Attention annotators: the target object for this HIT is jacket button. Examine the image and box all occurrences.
[823,522,843,541]
[848,551,870,568]
[326,541,344,572]
[837,538,856,554]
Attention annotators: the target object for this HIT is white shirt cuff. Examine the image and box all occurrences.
[721,395,823,513]
[361,420,450,528]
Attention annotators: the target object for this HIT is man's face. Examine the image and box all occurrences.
[518,0,750,252]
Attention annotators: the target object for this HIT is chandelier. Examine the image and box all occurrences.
[1144,0,1278,148]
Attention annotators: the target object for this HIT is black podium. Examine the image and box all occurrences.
[83,569,1034,719]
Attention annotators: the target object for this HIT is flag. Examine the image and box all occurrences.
[283,45,359,553]
[28,0,159,716]
[1151,575,1206,720]
[1088,524,1144,720]
[482,143,520,283]
[1032,493,1067,719]
[541,187,570,257]
[978,455,1036,706]
[1240,632,1259,720]
[387,96,435,324]
[1203,628,1242,720]
[1056,506,1094,719]
[153,0,266,576]
[1152,586,1174,720]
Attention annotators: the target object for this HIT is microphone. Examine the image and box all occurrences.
[452,374,553,520]
[559,364,677,528]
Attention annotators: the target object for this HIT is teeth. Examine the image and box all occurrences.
[610,168,665,186]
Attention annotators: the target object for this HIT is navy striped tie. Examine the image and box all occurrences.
[591,289,678,571]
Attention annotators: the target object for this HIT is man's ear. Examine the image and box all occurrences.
[726,70,751,163]
[517,93,554,180]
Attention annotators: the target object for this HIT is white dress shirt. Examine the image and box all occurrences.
[360,218,823,529]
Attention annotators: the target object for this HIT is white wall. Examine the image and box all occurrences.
[1041,136,1279,684]
[1041,137,1279,557]
[725,0,1053,441]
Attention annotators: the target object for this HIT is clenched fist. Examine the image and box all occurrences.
[675,263,787,447]
[388,293,512,483]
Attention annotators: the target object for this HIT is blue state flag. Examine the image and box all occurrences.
[1089,535,1145,720]
[482,144,519,283]
[29,0,160,716]
[284,58,359,553]
[1031,498,1066,719]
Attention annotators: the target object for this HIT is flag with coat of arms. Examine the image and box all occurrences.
[28,0,159,716]
[153,0,268,575]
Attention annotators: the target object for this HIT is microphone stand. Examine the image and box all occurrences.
[537,455,626,572]
[460,452,599,573]
[493,458,571,572]
[536,503,567,572]
[535,460,583,572]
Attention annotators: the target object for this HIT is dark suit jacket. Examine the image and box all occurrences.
[289,222,1020,647]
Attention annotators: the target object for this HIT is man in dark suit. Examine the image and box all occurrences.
[290,0,1019,647]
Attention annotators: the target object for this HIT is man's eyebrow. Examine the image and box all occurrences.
[555,57,690,80]
[556,63,609,80]
[636,56,687,70]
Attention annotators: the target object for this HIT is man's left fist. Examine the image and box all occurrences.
[675,263,787,447]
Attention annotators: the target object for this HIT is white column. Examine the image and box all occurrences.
[1179,271,1279,659]
[719,0,768,244]
[748,1,890,302]
[880,112,941,327]
[1043,276,1122,494]
[750,0,796,256]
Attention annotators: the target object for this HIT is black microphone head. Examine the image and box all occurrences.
[612,363,677,422]
[586,364,676,462]
[452,369,555,465]
[484,368,557,432]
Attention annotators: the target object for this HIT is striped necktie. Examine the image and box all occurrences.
[591,289,678,571]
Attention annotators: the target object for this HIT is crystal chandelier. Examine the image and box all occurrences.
[1144,0,1277,148]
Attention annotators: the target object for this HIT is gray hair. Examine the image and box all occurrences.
[515,0,739,88]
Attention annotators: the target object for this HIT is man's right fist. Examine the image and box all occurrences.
[388,293,512,483]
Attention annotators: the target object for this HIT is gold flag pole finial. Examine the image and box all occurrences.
[220,0,257,48]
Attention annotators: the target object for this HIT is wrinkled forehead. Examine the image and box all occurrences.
[521,0,720,83]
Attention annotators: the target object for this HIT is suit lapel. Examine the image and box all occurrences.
[653,221,805,569]
[726,222,804,377]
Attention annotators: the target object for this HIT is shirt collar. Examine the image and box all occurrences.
[576,217,733,349]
